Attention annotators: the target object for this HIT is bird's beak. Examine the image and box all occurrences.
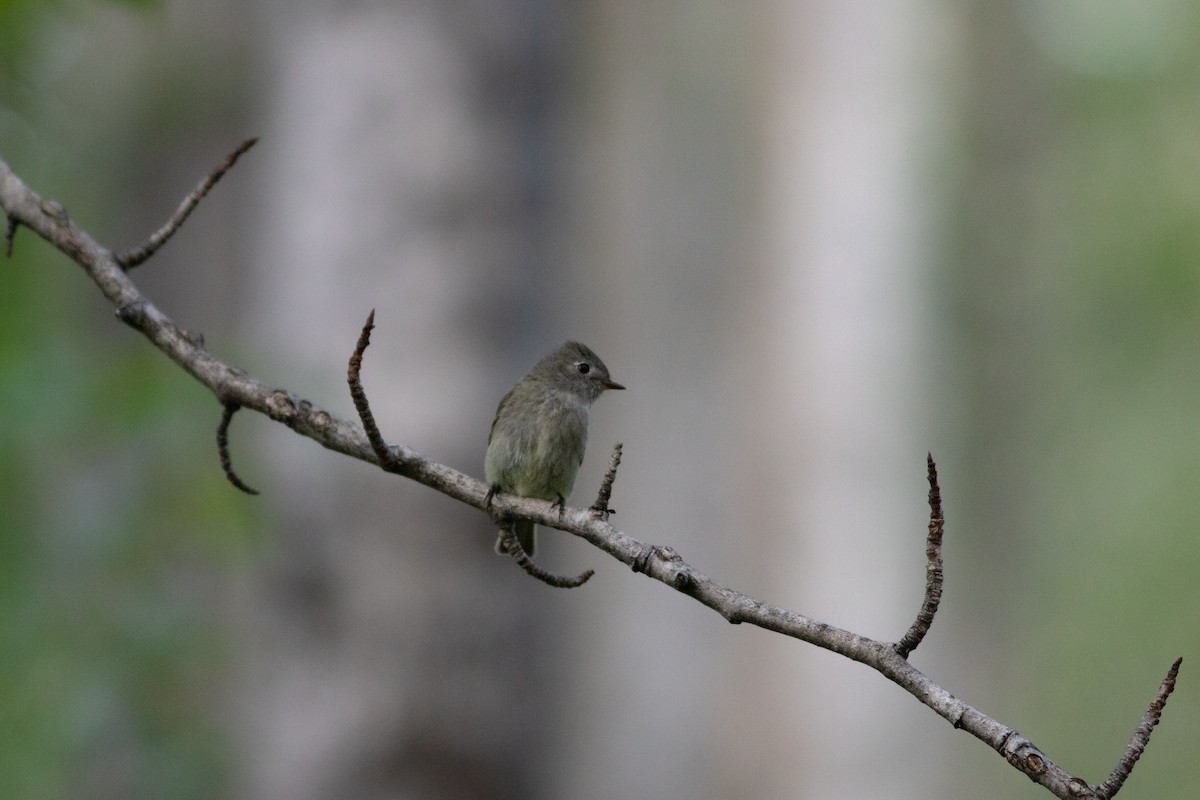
[604,380,626,391]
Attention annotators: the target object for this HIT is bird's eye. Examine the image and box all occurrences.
[577,362,591,375]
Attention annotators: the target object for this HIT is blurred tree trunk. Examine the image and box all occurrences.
[742,3,941,798]
[230,3,575,798]
[544,3,762,798]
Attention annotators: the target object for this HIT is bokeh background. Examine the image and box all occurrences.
[2,1,1199,798]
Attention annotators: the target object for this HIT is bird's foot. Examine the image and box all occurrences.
[485,484,502,509]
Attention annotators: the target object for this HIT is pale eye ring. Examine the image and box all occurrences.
[577,362,591,375]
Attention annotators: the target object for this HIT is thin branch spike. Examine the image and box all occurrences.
[1093,657,1183,799]
[117,137,259,269]
[347,309,391,466]
[894,452,945,659]
[499,521,594,589]
[4,214,16,257]
[217,402,260,495]
[590,442,623,519]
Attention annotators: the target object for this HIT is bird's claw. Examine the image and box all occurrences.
[589,503,615,519]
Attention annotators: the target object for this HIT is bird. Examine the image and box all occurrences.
[484,341,624,556]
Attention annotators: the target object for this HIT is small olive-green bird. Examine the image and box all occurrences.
[485,341,624,556]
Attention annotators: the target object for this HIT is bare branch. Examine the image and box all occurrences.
[1093,656,1183,799]
[217,402,260,495]
[346,309,393,466]
[4,213,15,257]
[0,148,1184,800]
[116,137,259,269]
[894,452,945,658]
[590,442,623,520]
[498,521,594,589]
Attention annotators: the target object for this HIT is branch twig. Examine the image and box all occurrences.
[894,452,945,658]
[346,309,392,467]
[498,521,594,588]
[590,442,623,520]
[4,213,15,257]
[217,402,259,495]
[1093,656,1183,799]
[116,137,259,269]
[0,146,1183,800]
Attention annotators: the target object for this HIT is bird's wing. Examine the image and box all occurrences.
[487,385,518,445]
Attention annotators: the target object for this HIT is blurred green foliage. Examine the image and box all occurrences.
[0,0,159,106]
[1,1,257,798]
[947,8,1200,796]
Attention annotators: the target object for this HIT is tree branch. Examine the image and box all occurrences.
[4,212,16,257]
[589,442,623,520]
[0,146,1184,799]
[116,137,259,269]
[894,452,945,659]
[496,520,594,589]
[1093,656,1183,799]
[217,402,259,495]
